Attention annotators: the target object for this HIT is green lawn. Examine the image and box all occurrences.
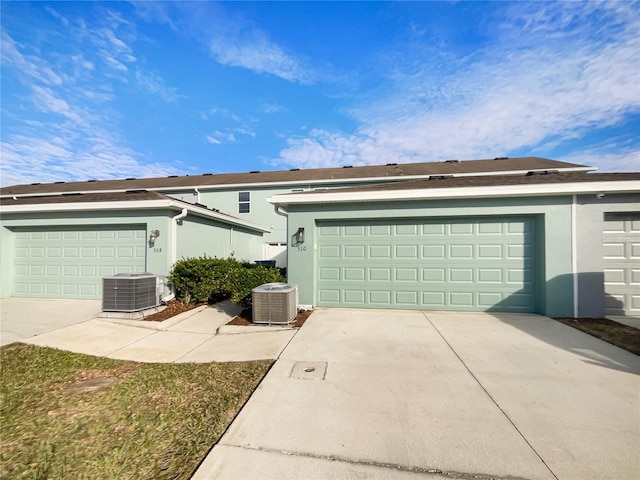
[0,344,271,479]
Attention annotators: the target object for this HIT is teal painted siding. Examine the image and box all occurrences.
[166,182,373,245]
[286,196,574,317]
[169,187,289,244]
[0,208,265,299]
[175,215,264,264]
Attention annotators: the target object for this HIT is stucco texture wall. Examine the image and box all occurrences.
[0,209,172,298]
[175,215,264,264]
[285,196,575,317]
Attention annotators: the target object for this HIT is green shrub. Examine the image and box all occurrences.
[168,256,286,307]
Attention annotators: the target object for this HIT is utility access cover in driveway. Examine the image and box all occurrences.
[194,309,640,480]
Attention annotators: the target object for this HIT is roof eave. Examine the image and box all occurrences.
[268,180,640,207]
[0,199,272,233]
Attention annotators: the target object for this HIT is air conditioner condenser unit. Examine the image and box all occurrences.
[252,283,298,325]
[102,273,161,312]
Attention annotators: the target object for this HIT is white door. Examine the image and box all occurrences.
[603,213,640,316]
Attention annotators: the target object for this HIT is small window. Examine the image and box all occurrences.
[238,191,250,213]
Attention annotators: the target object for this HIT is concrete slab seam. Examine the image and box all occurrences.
[219,443,534,480]
[103,330,162,359]
[171,335,220,363]
[188,358,283,478]
[422,313,559,480]
[215,325,295,335]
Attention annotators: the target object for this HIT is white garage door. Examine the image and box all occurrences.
[13,225,146,299]
[603,213,640,316]
[317,217,537,312]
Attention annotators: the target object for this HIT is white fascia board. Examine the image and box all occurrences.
[1,166,595,199]
[267,180,640,206]
[0,199,272,233]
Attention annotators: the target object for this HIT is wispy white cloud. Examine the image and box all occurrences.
[0,34,63,86]
[135,70,183,102]
[31,85,83,123]
[209,31,311,84]
[169,2,316,84]
[205,126,255,146]
[262,103,286,114]
[0,7,183,186]
[273,2,640,172]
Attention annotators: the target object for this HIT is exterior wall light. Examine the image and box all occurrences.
[149,229,160,244]
[295,227,305,245]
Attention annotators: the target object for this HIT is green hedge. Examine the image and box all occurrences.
[168,257,286,307]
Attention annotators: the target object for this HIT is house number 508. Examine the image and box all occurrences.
[153,247,163,253]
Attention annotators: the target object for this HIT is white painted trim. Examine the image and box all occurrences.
[268,180,640,206]
[1,167,594,198]
[571,195,578,318]
[0,199,272,233]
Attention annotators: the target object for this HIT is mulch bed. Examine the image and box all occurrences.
[140,299,313,328]
[228,308,313,328]
[142,300,204,322]
[553,317,640,356]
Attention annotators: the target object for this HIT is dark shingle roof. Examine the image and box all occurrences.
[0,190,263,229]
[0,190,169,206]
[0,157,589,196]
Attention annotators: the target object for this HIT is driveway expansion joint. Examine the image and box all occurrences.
[222,443,533,480]
[422,313,559,480]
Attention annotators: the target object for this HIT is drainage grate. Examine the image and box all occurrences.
[290,361,327,380]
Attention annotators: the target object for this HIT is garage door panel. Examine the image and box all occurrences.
[604,213,640,315]
[478,269,502,283]
[13,226,146,299]
[369,290,391,304]
[317,217,537,312]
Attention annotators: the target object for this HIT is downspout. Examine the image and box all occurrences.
[171,208,188,265]
[194,188,200,204]
[274,204,288,217]
[571,195,578,318]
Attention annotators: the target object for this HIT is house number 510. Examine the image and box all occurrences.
[297,246,307,252]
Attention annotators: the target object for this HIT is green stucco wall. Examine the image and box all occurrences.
[176,214,264,263]
[0,208,264,298]
[165,182,372,245]
[285,196,575,317]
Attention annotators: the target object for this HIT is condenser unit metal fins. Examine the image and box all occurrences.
[102,273,161,312]
[252,283,298,325]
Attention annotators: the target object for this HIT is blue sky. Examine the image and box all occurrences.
[1,1,639,187]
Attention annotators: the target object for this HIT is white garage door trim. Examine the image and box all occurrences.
[316,216,537,312]
[603,213,640,316]
[13,225,147,299]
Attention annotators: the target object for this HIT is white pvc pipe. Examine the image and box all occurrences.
[571,195,578,318]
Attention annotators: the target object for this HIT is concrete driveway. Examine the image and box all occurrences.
[0,297,102,346]
[0,298,296,362]
[194,308,640,480]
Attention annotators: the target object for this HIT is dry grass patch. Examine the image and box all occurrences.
[1,344,271,479]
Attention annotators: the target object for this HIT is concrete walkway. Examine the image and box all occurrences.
[194,309,640,480]
[1,298,297,362]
